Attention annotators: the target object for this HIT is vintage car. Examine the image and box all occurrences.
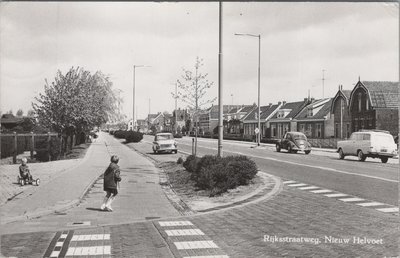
[152,133,178,154]
[337,130,397,163]
[276,132,311,154]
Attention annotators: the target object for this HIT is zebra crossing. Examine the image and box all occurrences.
[158,220,229,258]
[283,180,399,215]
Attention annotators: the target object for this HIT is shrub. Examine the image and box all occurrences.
[183,155,199,173]
[113,130,127,139]
[173,133,183,138]
[177,157,184,164]
[125,131,143,143]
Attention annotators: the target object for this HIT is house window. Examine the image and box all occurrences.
[300,124,305,133]
[278,124,282,138]
[307,108,313,117]
[358,93,362,112]
[271,124,276,137]
[306,124,312,137]
[316,124,322,138]
[365,97,369,111]
[335,123,339,138]
[346,123,350,138]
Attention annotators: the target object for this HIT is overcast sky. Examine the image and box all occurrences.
[0,2,398,120]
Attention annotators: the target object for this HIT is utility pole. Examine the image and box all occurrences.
[322,69,326,99]
[174,82,178,134]
[217,1,224,157]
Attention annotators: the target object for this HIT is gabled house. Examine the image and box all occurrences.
[330,85,352,139]
[269,99,311,139]
[147,112,165,132]
[198,105,236,134]
[172,108,189,133]
[224,105,257,134]
[243,103,282,138]
[349,80,399,136]
[0,114,23,131]
[295,98,334,138]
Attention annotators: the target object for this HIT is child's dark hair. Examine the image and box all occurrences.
[111,155,119,164]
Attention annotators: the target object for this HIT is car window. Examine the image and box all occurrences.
[156,134,173,141]
[292,134,307,141]
[362,134,371,141]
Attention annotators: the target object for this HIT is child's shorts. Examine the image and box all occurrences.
[104,188,118,196]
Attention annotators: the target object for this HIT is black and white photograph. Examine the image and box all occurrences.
[0,1,398,257]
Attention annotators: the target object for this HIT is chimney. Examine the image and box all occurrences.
[282,101,287,106]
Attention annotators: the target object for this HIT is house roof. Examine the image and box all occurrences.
[361,81,399,108]
[296,98,332,120]
[243,104,281,122]
[271,100,308,120]
[209,105,238,119]
[0,114,23,124]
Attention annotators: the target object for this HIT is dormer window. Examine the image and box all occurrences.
[307,108,313,117]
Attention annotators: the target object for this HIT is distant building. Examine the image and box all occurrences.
[295,98,334,139]
[330,85,352,139]
[224,105,256,134]
[243,103,282,138]
[198,105,237,134]
[348,80,399,136]
[0,114,23,130]
[172,108,189,133]
[147,112,164,132]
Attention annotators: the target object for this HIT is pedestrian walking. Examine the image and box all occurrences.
[101,155,121,212]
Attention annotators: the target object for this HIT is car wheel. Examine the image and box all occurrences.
[380,157,388,163]
[35,179,40,186]
[305,150,311,155]
[276,144,281,152]
[293,150,298,154]
[338,148,345,159]
[357,150,366,162]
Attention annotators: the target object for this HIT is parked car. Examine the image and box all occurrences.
[152,132,178,154]
[337,130,398,163]
[276,132,312,154]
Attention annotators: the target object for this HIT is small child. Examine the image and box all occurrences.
[101,155,121,212]
[19,158,33,182]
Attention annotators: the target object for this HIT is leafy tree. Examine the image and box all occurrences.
[33,67,118,150]
[172,57,216,156]
[27,109,35,117]
[16,109,24,117]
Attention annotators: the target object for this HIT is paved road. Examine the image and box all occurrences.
[166,136,398,206]
[1,133,398,257]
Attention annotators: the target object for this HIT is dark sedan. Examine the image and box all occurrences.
[276,132,311,154]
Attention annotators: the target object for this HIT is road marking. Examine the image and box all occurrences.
[184,256,230,258]
[283,180,297,184]
[339,197,365,202]
[66,246,111,256]
[356,202,384,207]
[71,234,110,241]
[50,251,60,257]
[310,189,333,194]
[298,186,320,190]
[166,229,205,236]
[159,221,193,226]
[174,241,219,250]
[286,183,308,187]
[376,207,399,213]
[324,193,348,198]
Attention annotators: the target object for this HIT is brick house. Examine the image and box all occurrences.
[243,103,282,138]
[330,85,352,139]
[295,98,334,139]
[269,99,311,139]
[349,80,399,136]
[224,105,256,134]
[147,112,164,132]
[198,105,236,134]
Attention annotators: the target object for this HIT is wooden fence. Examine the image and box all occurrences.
[0,132,59,164]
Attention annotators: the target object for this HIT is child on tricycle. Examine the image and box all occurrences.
[17,158,40,186]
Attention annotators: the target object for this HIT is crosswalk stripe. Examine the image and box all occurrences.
[49,251,60,257]
[65,246,111,256]
[183,256,230,258]
[174,241,219,250]
[376,207,399,213]
[166,229,205,236]
[356,202,384,207]
[324,193,348,198]
[283,180,296,184]
[310,189,332,194]
[298,186,319,190]
[159,221,193,227]
[339,197,364,202]
[71,234,110,241]
[287,183,307,187]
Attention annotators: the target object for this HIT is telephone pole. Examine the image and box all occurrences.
[322,69,326,99]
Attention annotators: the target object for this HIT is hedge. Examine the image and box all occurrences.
[182,154,258,196]
[125,131,143,143]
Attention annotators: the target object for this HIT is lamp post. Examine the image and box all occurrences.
[133,65,150,131]
[235,33,261,146]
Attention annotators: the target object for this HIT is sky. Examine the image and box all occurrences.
[0,2,398,121]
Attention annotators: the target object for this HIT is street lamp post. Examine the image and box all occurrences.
[133,65,150,131]
[235,33,261,146]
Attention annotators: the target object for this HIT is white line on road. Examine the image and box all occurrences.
[286,183,308,187]
[356,202,385,207]
[298,186,320,190]
[183,256,230,258]
[339,198,365,202]
[71,234,110,241]
[375,207,399,213]
[66,246,111,256]
[166,229,205,236]
[310,189,333,194]
[324,193,348,198]
[159,221,193,227]
[174,241,219,250]
[282,180,297,184]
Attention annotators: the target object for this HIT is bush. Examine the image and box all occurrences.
[183,155,200,173]
[182,154,258,196]
[177,157,184,164]
[125,131,143,143]
[114,130,127,139]
[35,137,61,162]
[173,133,183,138]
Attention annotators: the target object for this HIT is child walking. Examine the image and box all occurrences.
[101,155,121,212]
